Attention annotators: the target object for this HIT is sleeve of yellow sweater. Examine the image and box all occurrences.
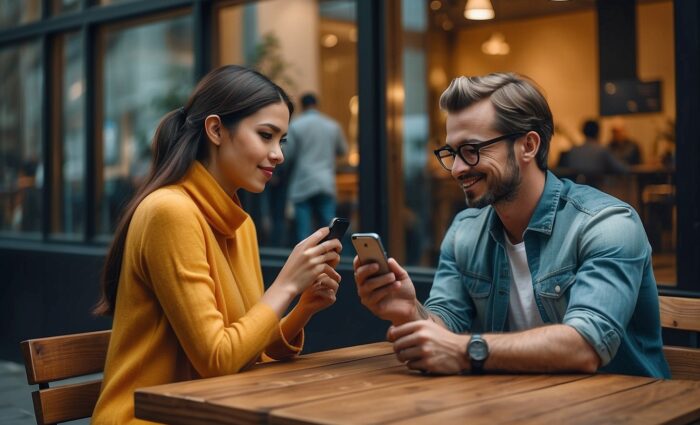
[236,220,305,361]
[139,193,280,377]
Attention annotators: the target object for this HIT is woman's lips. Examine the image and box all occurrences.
[259,167,274,179]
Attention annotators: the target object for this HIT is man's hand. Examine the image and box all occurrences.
[388,320,469,375]
[354,257,418,325]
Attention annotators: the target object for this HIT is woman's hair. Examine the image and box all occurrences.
[439,72,554,170]
[93,65,293,316]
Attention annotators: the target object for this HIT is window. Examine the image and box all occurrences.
[97,13,194,237]
[0,40,43,236]
[0,0,41,29]
[216,0,358,250]
[52,31,85,239]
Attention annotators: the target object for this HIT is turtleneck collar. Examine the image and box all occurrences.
[180,161,249,237]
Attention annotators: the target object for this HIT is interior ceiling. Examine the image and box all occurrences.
[432,0,667,29]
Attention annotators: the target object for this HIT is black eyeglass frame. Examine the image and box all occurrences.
[433,132,527,170]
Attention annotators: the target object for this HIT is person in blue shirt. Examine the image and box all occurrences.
[353,72,670,378]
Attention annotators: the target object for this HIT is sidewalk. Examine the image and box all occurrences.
[0,361,89,425]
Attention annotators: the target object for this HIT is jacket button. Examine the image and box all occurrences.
[554,285,561,293]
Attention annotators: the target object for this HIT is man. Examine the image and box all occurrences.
[353,73,669,378]
[285,93,348,242]
[560,119,628,188]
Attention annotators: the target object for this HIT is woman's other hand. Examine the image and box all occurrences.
[297,273,339,315]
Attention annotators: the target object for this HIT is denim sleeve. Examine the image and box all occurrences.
[563,206,649,366]
[424,216,474,333]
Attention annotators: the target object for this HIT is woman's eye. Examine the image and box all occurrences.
[259,132,273,140]
[280,137,288,145]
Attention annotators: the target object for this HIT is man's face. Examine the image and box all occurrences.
[444,99,521,209]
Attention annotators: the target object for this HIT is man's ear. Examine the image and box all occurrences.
[204,115,223,146]
[520,131,541,164]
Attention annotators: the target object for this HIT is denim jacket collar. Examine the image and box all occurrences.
[488,171,563,244]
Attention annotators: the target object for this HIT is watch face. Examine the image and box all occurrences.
[469,340,488,361]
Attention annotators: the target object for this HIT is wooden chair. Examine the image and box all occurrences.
[20,330,111,424]
[659,296,700,380]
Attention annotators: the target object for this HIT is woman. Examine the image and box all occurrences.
[92,65,342,424]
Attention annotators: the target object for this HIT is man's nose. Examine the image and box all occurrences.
[451,155,471,179]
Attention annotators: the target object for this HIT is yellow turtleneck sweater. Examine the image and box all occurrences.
[92,162,303,424]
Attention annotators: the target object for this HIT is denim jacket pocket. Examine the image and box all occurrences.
[535,270,575,323]
[463,274,492,326]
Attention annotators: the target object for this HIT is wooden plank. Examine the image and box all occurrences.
[136,345,397,425]
[33,379,102,424]
[20,330,111,384]
[136,342,393,398]
[516,379,700,425]
[665,346,700,380]
[137,364,409,425]
[387,374,655,425]
[268,374,587,425]
[659,296,700,331]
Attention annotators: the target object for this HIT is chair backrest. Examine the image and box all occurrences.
[659,296,700,380]
[20,330,111,425]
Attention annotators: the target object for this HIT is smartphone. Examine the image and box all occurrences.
[321,217,350,243]
[351,233,390,275]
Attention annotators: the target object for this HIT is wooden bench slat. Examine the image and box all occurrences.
[32,379,102,424]
[20,330,111,384]
[659,296,700,332]
[664,346,700,381]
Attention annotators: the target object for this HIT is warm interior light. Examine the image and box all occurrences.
[322,33,338,48]
[481,32,510,55]
[464,0,494,20]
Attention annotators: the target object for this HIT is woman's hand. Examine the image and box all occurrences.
[275,227,342,295]
[297,273,340,316]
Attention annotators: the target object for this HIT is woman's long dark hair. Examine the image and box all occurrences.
[93,65,293,316]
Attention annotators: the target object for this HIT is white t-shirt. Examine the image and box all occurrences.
[503,232,545,331]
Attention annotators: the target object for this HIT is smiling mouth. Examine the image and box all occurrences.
[460,175,483,190]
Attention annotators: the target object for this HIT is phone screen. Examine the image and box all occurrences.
[321,217,350,243]
[351,233,390,274]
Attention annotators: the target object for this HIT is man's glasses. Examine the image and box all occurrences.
[433,132,526,171]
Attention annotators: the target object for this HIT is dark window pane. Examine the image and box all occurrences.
[53,32,85,238]
[0,0,42,29]
[0,41,43,236]
[52,0,81,15]
[98,15,194,236]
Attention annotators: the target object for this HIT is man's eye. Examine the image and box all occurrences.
[259,132,273,140]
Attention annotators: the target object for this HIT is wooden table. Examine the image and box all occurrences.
[135,342,700,425]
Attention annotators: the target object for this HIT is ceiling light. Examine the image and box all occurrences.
[464,0,494,20]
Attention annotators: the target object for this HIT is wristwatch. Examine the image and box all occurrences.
[466,334,489,374]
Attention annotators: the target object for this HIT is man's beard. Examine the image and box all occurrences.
[464,147,521,209]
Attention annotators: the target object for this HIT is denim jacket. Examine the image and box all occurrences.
[425,171,670,378]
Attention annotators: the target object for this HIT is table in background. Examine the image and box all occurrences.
[135,342,700,425]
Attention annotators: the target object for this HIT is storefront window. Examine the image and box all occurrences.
[98,14,194,236]
[401,0,431,266]
[53,32,85,239]
[0,0,41,29]
[216,0,358,250]
[404,0,676,284]
[0,40,43,236]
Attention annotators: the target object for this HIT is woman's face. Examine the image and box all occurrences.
[208,101,290,195]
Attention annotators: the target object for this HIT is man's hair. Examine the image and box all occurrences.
[301,93,318,108]
[439,73,553,170]
[582,119,600,140]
